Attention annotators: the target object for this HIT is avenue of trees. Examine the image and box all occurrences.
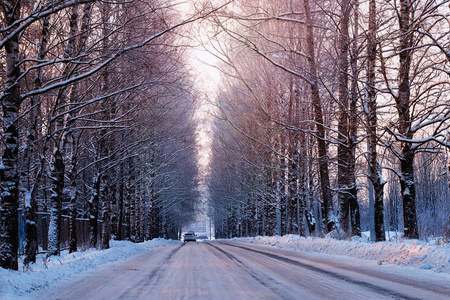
[2,0,450,272]
[208,0,450,241]
[0,0,206,270]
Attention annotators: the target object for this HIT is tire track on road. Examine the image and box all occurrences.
[119,243,186,298]
[205,242,292,300]
[219,242,422,300]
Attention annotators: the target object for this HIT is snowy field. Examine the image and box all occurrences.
[0,234,449,299]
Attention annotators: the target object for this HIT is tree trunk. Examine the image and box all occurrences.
[69,157,78,253]
[67,84,80,253]
[337,0,352,235]
[101,183,110,249]
[146,153,156,240]
[118,163,125,240]
[134,188,142,242]
[68,2,91,253]
[22,15,50,265]
[400,147,419,238]
[279,141,287,236]
[89,173,100,248]
[367,0,386,242]
[397,0,419,239]
[125,180,132,241]
[287,78,303,235]
[0,0,22,270]
[48,149,64,256]
[349,0,361,236]
[139,186,146,241]
[128,159,136,241]
[303,0,333,233]
[100,2,112,249]
[48,4,79,256]
[288,146,300,234]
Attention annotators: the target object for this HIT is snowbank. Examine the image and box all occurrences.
[0,239,173,299]
[231,234,450,274]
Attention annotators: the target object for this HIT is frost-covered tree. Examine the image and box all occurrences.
[208,0,450,241]
[1,0,218,270]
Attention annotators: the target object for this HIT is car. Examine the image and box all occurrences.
[183,231,196,242]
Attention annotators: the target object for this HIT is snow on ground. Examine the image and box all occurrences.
[0,239,173,299]
[232,232,450,274]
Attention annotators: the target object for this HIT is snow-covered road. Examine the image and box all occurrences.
[23,241,450,300]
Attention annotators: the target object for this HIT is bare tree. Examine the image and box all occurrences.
[0,0,22,270]
[1,0,225,270]
[366,0,386,242]
[379,0,450,239]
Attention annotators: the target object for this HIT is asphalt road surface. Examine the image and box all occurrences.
[28,241,450,300]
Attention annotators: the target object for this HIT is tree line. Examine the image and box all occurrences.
[0,0,207,270]
[207,0,450,241]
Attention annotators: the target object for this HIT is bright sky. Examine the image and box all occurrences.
[174,0,225,217]
[190,47,221,219]
[192,48,221,172]
[178,1,224,173]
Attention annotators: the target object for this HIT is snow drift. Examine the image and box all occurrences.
[231,234,450,274]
